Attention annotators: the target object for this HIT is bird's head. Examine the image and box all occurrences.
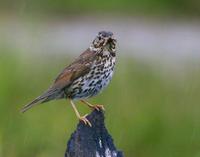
[90,31,117,53]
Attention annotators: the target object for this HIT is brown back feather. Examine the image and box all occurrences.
[52,48,97,90]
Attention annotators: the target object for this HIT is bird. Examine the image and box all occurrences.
[21,31,117,126]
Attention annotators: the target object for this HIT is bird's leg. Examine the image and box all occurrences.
[69,99,92,127]
[80,100,105,111]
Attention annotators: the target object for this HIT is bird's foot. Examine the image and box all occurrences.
[89,104,105,111]
[80,100,105,111]
[79,114,92,127]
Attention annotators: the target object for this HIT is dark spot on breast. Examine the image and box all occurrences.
[87,88,92,93]
[95,71,101,75]
[94,75,100,79]
[96,80,102,85]
[77,88,82,94]
[83,89,88,93]
[89,81,94,87]
[87,75,93,80]
[91,71,95,75]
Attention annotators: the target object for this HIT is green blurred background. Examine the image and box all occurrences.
[1,0,200,157]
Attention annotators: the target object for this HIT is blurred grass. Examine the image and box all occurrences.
[1,0,200,16]
[1,49,200,157]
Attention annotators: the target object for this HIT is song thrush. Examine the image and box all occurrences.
[21,31,117,126]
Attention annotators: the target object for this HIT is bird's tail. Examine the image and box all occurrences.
[20,88,60,113]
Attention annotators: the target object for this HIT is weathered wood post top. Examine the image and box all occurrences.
[65,110,124,157]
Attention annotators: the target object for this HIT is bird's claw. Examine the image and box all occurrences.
[79,114,92,127]
[90,104,105,111]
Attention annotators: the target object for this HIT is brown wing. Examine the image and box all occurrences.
[51,48,97,90]
[20,48,97,113]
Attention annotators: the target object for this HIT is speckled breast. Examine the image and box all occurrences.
[68,51,116,100]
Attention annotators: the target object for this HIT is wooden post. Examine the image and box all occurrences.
[65,110,124,157]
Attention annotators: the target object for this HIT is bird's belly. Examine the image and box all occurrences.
[68,57,115,100]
